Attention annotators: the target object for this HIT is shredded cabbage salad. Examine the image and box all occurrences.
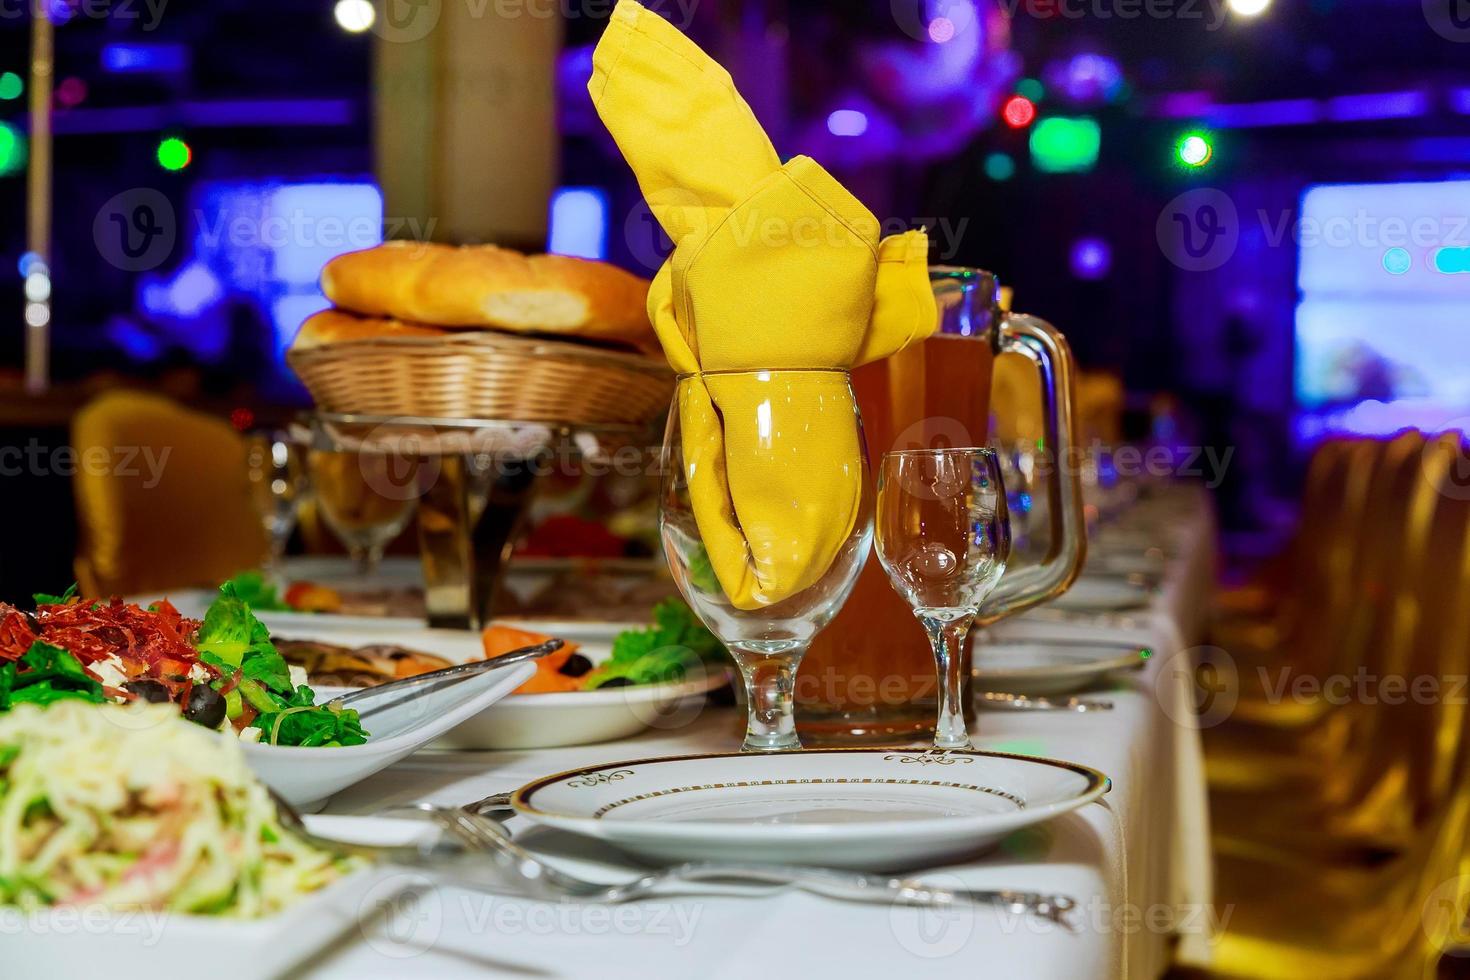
[0,701,360,917]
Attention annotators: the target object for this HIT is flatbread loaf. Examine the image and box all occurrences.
[319,241,655,349]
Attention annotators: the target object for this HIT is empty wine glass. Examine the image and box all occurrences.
[244,431,308,581]
[308,449,419,577]
[875,448,1010,749]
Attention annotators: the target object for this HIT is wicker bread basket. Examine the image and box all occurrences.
[288,331,674,427]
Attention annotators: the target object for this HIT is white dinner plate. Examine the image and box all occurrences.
[512,749,1110,871]
[8,815,435,980]
[972,641,1149,696]
[1049,577,1154,613]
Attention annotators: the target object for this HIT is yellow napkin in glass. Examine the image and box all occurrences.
[590,0,937,609]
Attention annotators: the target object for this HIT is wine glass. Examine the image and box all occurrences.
[244,431,308,581]
[660,369,873,752]
[308,449,420,577]
[874,448,1010,750]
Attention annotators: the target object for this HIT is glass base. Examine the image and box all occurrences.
[796,703,948,747]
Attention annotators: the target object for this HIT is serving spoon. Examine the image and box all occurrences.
[324,638,563,714]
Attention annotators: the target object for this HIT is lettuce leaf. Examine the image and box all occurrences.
[585,598,726,688]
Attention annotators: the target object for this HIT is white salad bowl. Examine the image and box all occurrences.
[8,816,436,980]
[242,660,534,809]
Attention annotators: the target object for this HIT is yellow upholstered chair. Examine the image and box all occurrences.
[1208,433,1463,857]
[1195,434,1470,978]
[72,391,266,597]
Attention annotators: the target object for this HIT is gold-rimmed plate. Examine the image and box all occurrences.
[511,749,1109,871]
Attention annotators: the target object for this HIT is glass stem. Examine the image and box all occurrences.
[729,643,806,752]
[921,614,975,750]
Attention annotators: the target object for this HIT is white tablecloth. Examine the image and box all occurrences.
[306,488,1216,980]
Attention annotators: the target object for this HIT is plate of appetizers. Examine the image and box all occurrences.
[2,583,532,807]
[277,600,733,750]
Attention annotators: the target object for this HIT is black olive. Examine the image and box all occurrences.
[123,679,172,704]
[558,654,594,678]
[183,684,227,729]
[596,676,633,688]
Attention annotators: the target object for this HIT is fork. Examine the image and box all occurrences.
[401,803,1078,927]
[978,692,1115,712]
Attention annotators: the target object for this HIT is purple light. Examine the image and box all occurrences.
[1452,88,1470,116]
[102,43,190,75]
[1326,90,1429,122]
[1070,237,1112,280]
[1207,99,1320,128]
[928,16,956,42]
[1047,52,1124,106]
[1153,91,1213,119]
[826,109,869,137]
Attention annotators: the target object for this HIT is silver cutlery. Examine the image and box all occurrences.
[326,638,563,712]
[402,803,1078,927]
[978,692,1114,712]
[1025,607,1150,630]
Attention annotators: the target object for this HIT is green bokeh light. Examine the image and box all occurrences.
[0,122,26,177]
[156,136,192,171]
[983,152,1016,181]
[0,72,22,101]
[1015,77,1045,102]
[1030,116,1101,174]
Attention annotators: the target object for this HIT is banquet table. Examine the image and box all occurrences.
[305,487,1216,980]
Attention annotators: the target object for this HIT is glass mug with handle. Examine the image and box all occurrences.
[799,267,1087,743]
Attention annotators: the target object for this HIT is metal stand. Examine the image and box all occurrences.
[295,412,647,631]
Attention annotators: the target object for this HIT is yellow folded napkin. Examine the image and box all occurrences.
[590,1,937,609]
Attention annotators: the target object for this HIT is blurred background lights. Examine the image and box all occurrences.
[1015,77,1044,102]
[156,136,192,171]
[1433,246,1470,274]
[24,302,49,328]
[1382,247,1412,276]
[1002,95,1036,129]
[333,0,375,33]
[927,16,955,43]
[826,109,869,137]
[1070,236,1113,279]
[17,253,43,278]
[0,122,26,178]
[1228,0,1272,15]
[1029,116,1100,173]
[1177,133,1213,167]
[55,77,87,109]
[24,271,51,303]
[0,72,21,100]
[983,152,1016,181]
